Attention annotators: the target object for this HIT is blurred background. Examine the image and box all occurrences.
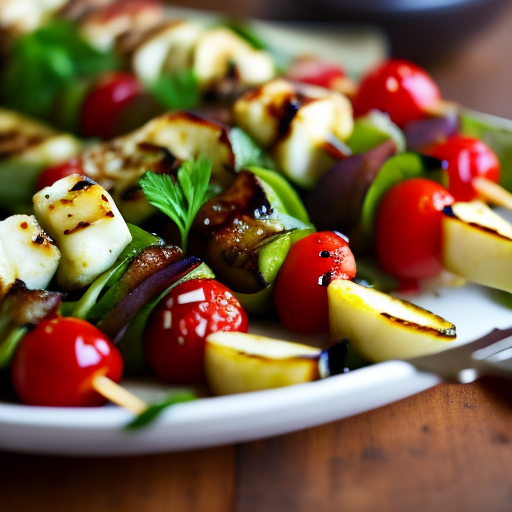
[166,0,512,118]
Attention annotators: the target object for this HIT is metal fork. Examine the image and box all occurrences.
[408,326,512,383]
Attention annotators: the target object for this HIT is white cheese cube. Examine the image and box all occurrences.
[33,175,132,290]
[193,27,275,90]
[233,79,354,188]
[0,214,60,297]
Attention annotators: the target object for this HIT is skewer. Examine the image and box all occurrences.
[424,100,512,211]
[92,375,147,415]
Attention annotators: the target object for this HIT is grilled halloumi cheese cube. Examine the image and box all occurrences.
[233,79,353,189]
[33,175,132,290]
[193,27,276,91]
[0,109,57,155]
[0,109,83,213]
[133,23,275,93]
[0,109,82,162]
[81,110,236,224]
[132,20,204,85]
[0,214,60,298]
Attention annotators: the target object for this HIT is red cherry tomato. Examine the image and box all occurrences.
[425,135,500,202]
[12,317,123,407]
[375,178,454,281]
[144,279,249,384]
[352,59,441,128]
[273,231,357,334]
[35,157,84,191]
[286,59,346,89]
[80,72,142,140]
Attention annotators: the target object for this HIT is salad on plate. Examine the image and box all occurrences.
[1,0,512,450]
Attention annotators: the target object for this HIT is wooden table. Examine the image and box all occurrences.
[3,2,512,511]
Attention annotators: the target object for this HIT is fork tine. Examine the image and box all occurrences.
[407,325,512,382]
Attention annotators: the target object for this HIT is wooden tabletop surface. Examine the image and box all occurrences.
[4,2,512,512]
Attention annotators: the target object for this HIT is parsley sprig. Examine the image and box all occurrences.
[139,157,213,252]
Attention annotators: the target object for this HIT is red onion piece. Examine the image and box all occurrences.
[307,139,397,234]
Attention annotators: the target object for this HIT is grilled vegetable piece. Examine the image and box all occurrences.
[403,113,459,152]
[189,170,309,295]
[0,280,63,368]
[232,79,353,189]
[0,214,60,298]
[328,279,456,363]
[0,109,82,212]
[80,110,237,224]
[61,223,162,320]
[442,201,512,293]
[248,166,310,225]
[87,244,183,326]
[205,331,348,395]
[307,139,397,234]
[99,254,202,344]
[0,280,62,326]
[33,174,132,289]
[118,260,214,375]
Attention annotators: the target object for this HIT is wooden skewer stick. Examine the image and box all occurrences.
[472,176,512,210]
[92,375,147,415]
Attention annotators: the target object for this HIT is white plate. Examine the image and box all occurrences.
[1,281,511,456]
[0,10,510,457]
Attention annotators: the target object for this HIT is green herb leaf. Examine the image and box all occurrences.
[0,20,119,121]
[125,391,197,430]
[149,70,201,111]
[139,158,213,251]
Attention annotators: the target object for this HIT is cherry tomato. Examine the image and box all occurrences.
[273,231,357,334]
[425,135,500,202]
[35,157,84,191]
[144,279,249,384]
[80,72,142,140]
[375,178,454,281]
[352,59,441,128]
[286,59,346,89]
[12,317,123,407]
